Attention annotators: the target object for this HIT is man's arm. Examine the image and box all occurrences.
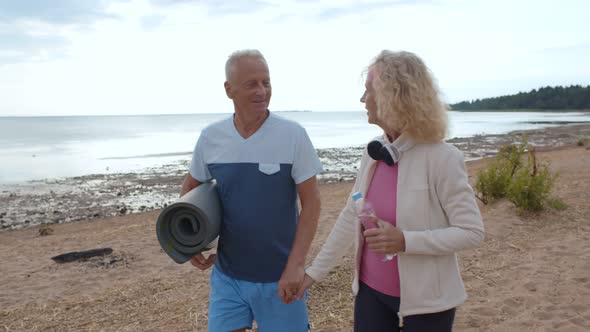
[180,173,216,270]
[180,172,202,197]
[278,176,321,304]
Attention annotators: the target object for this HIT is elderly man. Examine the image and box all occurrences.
[180,49,322,332]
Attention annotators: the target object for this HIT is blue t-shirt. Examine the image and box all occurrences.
[189,113,323,282]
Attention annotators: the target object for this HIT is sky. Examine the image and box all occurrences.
[0,0,589,116]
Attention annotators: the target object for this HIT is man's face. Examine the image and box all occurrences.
[225,57,271,115]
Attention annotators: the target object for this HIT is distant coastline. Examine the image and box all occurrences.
[451,85,590,111]
[453,109,590,113]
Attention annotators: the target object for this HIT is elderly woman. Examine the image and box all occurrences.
[296,50,485,331]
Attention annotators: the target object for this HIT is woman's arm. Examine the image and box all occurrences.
[305,194,358,282]
[403,147,485,255]
[304,149,374,282]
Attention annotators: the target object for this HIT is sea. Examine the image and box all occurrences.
[1,111,589,184]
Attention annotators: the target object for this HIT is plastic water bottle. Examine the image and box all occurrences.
[351,191,377,230]
[352,191,395,261]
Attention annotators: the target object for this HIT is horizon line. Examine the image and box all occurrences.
[0,110,365,118]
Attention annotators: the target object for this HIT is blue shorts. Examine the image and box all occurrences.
[208,266,309,332]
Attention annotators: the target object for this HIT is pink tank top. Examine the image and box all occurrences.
[359,161,400,297]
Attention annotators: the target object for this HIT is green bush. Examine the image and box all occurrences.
[577,136,590,147]
[506,150,555,212]
[547,198,568,211]
[475,138,526,204]
[475,160,511,203]
[475,137,563,212]
[497,140,525,172]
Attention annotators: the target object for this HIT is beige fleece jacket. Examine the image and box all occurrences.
[306,133,485,319]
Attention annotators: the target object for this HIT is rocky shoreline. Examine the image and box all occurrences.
[1,123,589,231]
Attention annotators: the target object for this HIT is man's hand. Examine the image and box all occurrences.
[278,263,304,304]
[363,220,405,254]
[295,273,315,301]
[190,252,216,270]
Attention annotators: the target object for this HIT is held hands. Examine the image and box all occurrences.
[278,264,316,305]
[278,262,305,304]
[363,217,406,255]
[295,273,315,301]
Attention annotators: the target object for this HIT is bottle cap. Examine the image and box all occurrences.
[351,191,363,201]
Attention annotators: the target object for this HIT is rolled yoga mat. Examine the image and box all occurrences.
[156,181,222,264]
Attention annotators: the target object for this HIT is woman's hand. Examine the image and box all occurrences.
[363,220,405,254]
[295,273,316,301]
[278,262,305,304]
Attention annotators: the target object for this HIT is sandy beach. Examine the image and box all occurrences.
[1,124,590,331]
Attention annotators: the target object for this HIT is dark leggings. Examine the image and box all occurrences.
[354,282,456,332]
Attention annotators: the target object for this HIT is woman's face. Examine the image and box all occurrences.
[360,68,379,125]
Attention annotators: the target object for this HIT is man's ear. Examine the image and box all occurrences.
[224,81,232,99]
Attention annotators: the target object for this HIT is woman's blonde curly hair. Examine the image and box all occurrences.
[370,50,448,143]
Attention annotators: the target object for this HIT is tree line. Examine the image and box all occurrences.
[450,85,590,111]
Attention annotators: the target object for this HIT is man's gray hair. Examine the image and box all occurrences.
[225,49,268,81]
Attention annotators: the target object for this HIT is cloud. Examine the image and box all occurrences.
[263,0,436,23]
[0,26,68,64]
[140,14,166,29]
[0,0,122,64]
[150,0,272,16]
[0,0,119,24]
[538,42,590,54]
[317,0,435,20]
[205,0,271,16]
[149,0,195,5]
